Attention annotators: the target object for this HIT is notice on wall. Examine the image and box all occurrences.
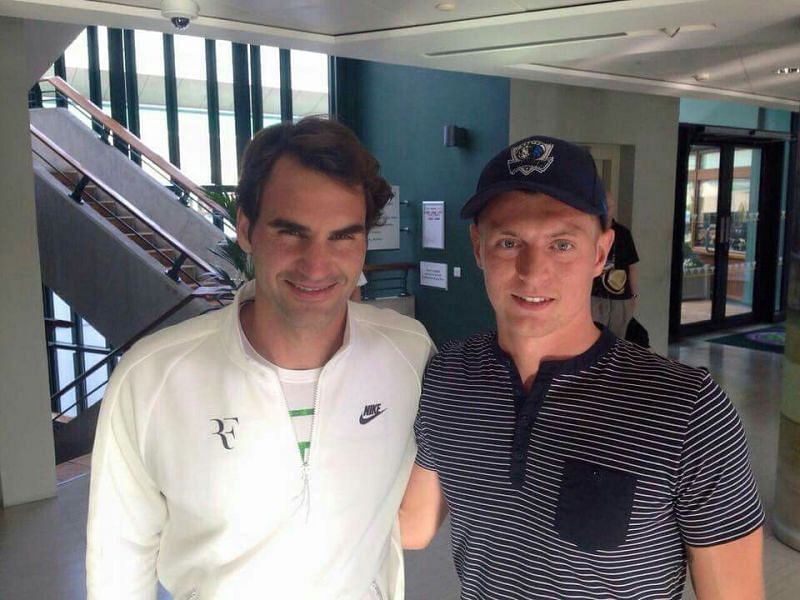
[368,185,400,250]
[420,261,448,290]
[422,201,445,249]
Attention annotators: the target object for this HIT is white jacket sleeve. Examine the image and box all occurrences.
[86,369,167,599]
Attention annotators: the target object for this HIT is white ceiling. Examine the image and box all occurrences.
[2,0,800,110]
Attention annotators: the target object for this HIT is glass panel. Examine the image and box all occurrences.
[216,40,238,185]
[52,292,74,343]
[261,46,281,127]
[81,318,106,349]
[174,34,211,184]
[56,349,78,417]
[84,352,108,407]
[97,26,111,116]
[135,30,169,179]
[681,146,717,325]
[725,148,760,317]
[696,181,718,251]
[699,150,719,170]
[290,49,329,120]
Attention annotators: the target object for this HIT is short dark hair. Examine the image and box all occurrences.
[236,117,392,232]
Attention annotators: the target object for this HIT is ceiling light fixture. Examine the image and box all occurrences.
[693,72,710,82]
[776,66,800,75]
[435,2,456,11]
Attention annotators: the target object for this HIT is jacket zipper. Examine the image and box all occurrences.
[370,581,384,600]
[297,368,324,521]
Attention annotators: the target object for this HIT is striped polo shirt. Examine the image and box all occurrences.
[415,328,764,600]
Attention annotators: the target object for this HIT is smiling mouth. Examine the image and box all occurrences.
[512,294,554,304]
[287,281,338,293]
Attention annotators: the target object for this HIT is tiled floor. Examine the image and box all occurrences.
[1,330,798,599]
[55,453,91,485]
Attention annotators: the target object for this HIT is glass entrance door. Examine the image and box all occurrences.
[679,144,762,328]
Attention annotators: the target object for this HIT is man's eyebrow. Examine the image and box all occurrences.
[550,224,589,237]
[267,218,309,233]
[332,224,366,236]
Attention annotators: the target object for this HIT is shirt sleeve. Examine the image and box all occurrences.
[414,361,439,471]
[674,372,765,547]
[86,367,166,599]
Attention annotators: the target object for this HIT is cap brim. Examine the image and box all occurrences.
[460,180,605,220]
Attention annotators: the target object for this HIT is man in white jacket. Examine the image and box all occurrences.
[86,117,434,600]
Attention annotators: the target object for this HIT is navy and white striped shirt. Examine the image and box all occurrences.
[415,329,764,600]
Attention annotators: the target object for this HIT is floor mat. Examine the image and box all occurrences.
[707,326,785,354]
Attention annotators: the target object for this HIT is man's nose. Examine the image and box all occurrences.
[516,246,548,281]
[297,238,332,279]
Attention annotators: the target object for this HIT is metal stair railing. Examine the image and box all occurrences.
[51,286,233,423]
[38,76,234,237]
[31,123,224,288]
[362,262,417,300]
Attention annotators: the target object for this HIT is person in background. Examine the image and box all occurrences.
[351,271,368,301]
[400,135,764,600]
[590,191,640,339]
[87,117,434,600]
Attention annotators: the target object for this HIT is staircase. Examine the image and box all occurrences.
[30,77,239,462]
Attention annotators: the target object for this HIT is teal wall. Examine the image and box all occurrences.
[679,97,792,132]
[344,59,510,345]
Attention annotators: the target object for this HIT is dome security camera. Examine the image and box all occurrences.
[161,0,199,32]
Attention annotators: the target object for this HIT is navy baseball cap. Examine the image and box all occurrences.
[460,135,607,223]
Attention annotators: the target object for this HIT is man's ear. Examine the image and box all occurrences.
[594,227,615,277]
[236,208,253,254]
[470,223,484,270]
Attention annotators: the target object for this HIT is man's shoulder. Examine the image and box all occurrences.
[115,306,225,378]
[607,338,713,389]
[431,331,497,367]
[349,301,432,347]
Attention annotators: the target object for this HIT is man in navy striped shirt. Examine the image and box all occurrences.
[400,136,764,599]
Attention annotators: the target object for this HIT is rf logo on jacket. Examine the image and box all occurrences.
[211,417,239,450]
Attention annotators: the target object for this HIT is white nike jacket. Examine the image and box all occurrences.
[86,282,434,600]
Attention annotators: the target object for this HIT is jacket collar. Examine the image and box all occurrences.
[220,280,355,372]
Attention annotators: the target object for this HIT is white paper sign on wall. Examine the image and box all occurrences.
[420,261,448,290]
[422,201,445,249]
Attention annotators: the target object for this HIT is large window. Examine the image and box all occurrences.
[44,289,113,419]
[52,29,330,188]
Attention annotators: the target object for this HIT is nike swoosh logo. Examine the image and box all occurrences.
[359,409,386,425]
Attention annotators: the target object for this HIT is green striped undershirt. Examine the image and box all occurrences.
[290,408,315,461]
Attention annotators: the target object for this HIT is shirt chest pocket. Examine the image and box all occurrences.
[553,458,637,552]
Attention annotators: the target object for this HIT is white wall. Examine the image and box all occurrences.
[0,16,56,506]
[510,80,680,354]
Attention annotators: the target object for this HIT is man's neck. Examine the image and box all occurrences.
[239,301,347,370]
[498,318,601,392]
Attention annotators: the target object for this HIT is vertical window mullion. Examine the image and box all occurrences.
[53,55,67,108]
[327,55,337,120]
[249,45,263,134]
[86,26,104,136]
[107,28,129,155]
[206,39,222,187]
[71,309,87,415]
[123,30,141,146]
[279,48,292,123]
[232,42,252,172]
[42,288,59,412]
[163,33,181,168]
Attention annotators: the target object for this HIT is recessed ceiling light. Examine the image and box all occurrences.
[776,66,800,75]
[436,2,456,11]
